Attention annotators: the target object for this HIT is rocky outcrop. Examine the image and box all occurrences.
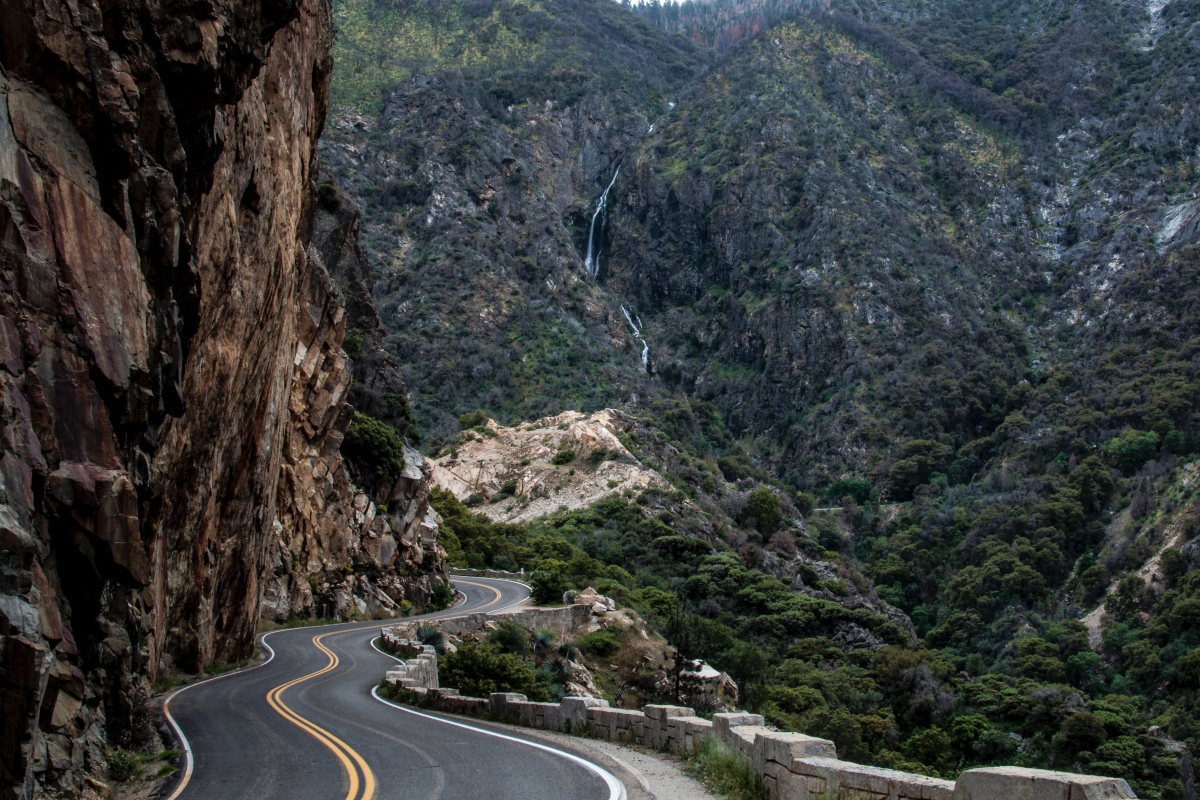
[309,178,418,439]
[264,231,446,623]
[431,409,668,523]
[0,1,442,797]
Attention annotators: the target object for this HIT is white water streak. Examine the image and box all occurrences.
[621,304,649,372]
[584,168,619,278]
[621,305,640,336]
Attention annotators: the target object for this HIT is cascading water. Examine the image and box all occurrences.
[621,305,640,336]
[621,304,650,373]
[584,168,619,278]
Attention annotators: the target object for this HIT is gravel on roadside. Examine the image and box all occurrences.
[467,720,720,800]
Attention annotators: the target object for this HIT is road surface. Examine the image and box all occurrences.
[163,577,621,800]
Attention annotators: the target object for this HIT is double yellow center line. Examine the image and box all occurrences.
[263,581,508,800]
[265,632,376,800]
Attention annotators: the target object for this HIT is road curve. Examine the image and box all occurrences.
[164,577,618,800]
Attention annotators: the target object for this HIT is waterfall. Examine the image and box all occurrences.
[584,167,619,278]
[621,304,650,373]
[621,305,640,336]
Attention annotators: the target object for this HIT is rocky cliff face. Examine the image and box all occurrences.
[265,184,446,623]
[0,0,442,796]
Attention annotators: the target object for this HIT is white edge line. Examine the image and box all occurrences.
[370,685,626,800]
[448,576,532,614]
[369,636,625,800]
[161,631,281,800]
[605,753,652,795]
[163,576,529,800]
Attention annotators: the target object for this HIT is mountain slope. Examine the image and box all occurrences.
[322,0,1200,794]
[321,0,712,439]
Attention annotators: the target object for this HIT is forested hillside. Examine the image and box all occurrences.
[323,0,1200,795]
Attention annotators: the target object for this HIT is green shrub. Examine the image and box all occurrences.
[341,412,406,493]
[534,628,556,653]
[381,392,420,443]
[885,441,953,500]
[106,750,141,783]
[1060,712,1108,753]
[459,411,488,430]
[530,569,571,605]
[430,580,455,611]
[551,449,575,465]
[316,179,340,210]
[792,491,816,516]
[438,641,551,701]
[1103,428,1160,474]
[717,455,748,482]
[746,487,781,532]
[1173,650,1200,690]
[825,477,872,505]
[686,739,767,800]
[575,630,619,657]
[416,624,446,654]
[342,327,363,360]
[487,620,532,656]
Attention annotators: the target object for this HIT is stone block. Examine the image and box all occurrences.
[542,704,563,732]
[792,757,954,800]
[561,696,608,732]
[677,717,714,754]
[713,712,765,745]
[758,731,837,768]
[490,692,528,720]
[612,709,644,728]
[643,704,695,723]
[953,767,1136,800]
[763,758,809,800]
[528,701,558,730]
[727,724,771,767]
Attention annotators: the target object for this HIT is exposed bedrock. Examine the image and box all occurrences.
[0,0,443,797]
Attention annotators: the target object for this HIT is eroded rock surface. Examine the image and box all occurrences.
[431,409,668,523]
[267,191,447,621]
[0,1,442,797]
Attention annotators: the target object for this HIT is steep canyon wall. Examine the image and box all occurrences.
[0,0,439,797]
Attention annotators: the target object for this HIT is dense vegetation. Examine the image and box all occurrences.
[327,0,1200,795]
[332,0,707,113]
[432,398,1199,797]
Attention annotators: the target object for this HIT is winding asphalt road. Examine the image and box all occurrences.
[163,577,622,800]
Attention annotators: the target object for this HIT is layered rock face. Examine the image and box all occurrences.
[265,185,446,623]
[0,1,442,797]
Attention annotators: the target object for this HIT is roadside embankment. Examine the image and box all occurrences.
[380,684,1139,800]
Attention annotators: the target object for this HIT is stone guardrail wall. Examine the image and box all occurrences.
[450,567,527,581]
[382,681,1139,800]
[384,604,592,642]
[378,634,439,689]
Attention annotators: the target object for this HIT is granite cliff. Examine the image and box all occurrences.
[0,1,442,797]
